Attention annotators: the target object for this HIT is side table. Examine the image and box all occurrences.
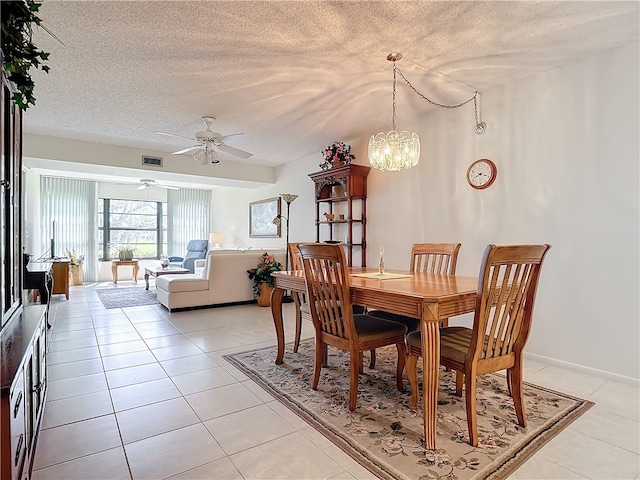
[111,259,139,284]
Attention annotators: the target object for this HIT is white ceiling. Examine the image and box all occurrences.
[23,1,639,185]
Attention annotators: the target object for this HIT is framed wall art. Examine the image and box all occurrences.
[249,197,281,237]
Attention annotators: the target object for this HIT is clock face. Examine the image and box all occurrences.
[467,159,497,190]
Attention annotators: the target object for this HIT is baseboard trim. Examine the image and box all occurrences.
[524,352,640,387]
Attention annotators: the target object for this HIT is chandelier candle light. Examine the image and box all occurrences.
[368,52,486,172]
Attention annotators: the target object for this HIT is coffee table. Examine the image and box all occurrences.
[144,266,190,290]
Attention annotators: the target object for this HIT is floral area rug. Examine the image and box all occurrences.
[95,286,159,309]
[224,340,593,480]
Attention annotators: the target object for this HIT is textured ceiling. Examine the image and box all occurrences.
[24,1,639,180]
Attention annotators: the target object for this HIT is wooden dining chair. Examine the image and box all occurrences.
[290,242,370,362]
[369,242,462,330]
[289,242,313,353]
[406,243,551,446]
[298,243,408,411]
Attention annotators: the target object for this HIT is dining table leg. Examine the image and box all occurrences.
[271,286,285,364]
[421,302,441,450]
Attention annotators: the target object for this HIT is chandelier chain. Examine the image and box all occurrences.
[392,63,397,130]
[395,67,481,124]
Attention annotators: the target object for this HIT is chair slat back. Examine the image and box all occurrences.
[410,243,462,274]
[299,243,355,340]
[471,244,551,363]
[288,242,316,271]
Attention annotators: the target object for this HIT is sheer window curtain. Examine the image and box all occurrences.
[40,177,98,282]
[167,188,210,256]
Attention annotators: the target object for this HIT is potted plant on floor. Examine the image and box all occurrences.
[65,249,84,285]
[246,252,283,306]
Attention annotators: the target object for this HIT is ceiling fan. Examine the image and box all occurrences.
[137,178,179,190]
[155,116,253,165]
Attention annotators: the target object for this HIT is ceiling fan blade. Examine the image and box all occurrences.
[159,185,180,190]
[137,184,147,190]
[154,131,198,141]
[218,144,253,159]
[172,145,202,155]
[221,133,244,141]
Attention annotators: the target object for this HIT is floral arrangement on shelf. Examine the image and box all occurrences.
[64,249,84,268]
[246,252,283,298]
[319,141,355,170]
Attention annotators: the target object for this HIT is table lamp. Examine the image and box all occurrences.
[209,232,225,250]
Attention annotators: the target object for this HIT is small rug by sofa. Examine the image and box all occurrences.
[224,340,593,480]
[95,286,159,309]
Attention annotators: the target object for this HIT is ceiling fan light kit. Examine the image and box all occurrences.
[368,52,486,173]
[155,116,252,165]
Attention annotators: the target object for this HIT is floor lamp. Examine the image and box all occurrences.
[273,193,298,303]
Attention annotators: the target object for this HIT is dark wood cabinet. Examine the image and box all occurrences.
[1,67,22,328]
[309,164,370,266]
[1,306,48,480]
[1,61,45,480]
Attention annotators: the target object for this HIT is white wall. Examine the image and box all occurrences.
[361,42,638,380]
[210,157,321,252]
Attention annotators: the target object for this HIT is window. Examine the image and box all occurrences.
[99,199,167,260]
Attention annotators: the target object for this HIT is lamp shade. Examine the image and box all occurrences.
[209,232,225,248]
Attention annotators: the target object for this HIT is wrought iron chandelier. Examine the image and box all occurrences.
[368,53,486,172]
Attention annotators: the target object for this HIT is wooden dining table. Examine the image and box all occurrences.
[270,267,478,450]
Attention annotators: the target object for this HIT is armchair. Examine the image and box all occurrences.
[168,239,208,273]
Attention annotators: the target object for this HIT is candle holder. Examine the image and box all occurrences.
[378,246,385,275]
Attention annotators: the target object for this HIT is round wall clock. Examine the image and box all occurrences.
[466,158,497,190]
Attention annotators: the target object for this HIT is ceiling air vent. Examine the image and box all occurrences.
[142,155,163,167]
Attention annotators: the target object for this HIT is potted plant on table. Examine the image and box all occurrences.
[65,249,84,285]
[118,246,135,261]
[246,252,283,306]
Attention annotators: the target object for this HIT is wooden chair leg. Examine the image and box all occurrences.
[506,368,513,396]
[312,339,323,390]
[455,370,464,396]
[349,351,360,411]
[465,371,479,446]
[358,352,364,374]
[322,344,328,366]
[407,352,419,409]
[369,349,376,368]
[395,342,406,392]
[510,360,527,427]
[293,310,302,353]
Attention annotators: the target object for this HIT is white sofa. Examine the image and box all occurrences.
[155,248,287,311]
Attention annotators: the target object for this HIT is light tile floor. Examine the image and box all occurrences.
[31,283,639,479]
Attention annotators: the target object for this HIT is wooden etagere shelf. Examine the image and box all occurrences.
[309,164,370,267]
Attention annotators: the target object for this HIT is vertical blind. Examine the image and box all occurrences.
[167,188,211,256]
[40,177,98,282]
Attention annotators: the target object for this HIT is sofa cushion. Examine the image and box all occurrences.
[156,275,208,293]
